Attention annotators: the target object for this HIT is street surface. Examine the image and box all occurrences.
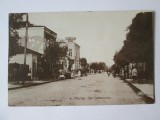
[9,72,145,106]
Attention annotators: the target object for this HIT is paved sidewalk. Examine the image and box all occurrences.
[8,80,54,90]
[126,79,154,99]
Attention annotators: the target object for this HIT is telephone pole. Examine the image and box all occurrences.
[23,13,29,84]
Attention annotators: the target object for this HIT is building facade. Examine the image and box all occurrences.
[65,37,80,70]
[9,26,57,79]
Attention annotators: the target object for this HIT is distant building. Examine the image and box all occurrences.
[9,26,57,79]
[56,38,69,73]
[57,37,81,73]
[65,37,80,70]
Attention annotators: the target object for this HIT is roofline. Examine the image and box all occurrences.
[32,25,57,36]
[17,46,43,55]
[75,43,80,47]
[20,25,57,36]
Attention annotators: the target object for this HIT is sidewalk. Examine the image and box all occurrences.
[8,80,54,90]
[125,79,154,99]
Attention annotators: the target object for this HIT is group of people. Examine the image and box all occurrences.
[107,66,144,84]
[121,67,144,83]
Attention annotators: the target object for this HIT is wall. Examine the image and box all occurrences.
[9,54,32,68]
[9,53,38,79]
[18,27,45,54]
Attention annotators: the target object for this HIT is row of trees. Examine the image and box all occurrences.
[80,57,107,70]
[90,62,107,71]
[113,12,154,79]
[80,58,107,73]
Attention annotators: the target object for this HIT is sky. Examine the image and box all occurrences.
[28,11,142,67]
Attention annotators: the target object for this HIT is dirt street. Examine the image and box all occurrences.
[9,72,145,106]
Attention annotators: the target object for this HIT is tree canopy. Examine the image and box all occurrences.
[90,62,107,71]
[9,13,34,57]
[114,12,153,66]
[41,42,68,75]
[9,13,25,57]
[113,12,154,79]
[80,58,87,68]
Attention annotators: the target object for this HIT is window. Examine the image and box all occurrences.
[69,49,72,57]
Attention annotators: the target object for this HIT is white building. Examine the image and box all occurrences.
[65,37,80,70]
[57,37,81,72]
[9,26,57,79]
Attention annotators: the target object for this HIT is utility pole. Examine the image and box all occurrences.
[23,13,29,84]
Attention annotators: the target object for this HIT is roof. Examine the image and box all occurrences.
[16,46,43,56]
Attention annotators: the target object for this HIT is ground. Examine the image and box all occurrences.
[8,72,145,106]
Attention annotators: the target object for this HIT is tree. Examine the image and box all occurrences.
[9,13,25,57]
[9,13,34,58]
[97,62,106,70]
[114,12,153,64]
[90,62,98,72]
[90,62,107,71]
[126,12,153,63]
[127,12,154,79]
[80,58,87,69]
[42,42,68,77]
[113,12,153,79]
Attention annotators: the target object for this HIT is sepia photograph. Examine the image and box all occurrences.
[8,11,154,106]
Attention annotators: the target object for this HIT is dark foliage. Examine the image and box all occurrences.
[80,58,87,68]
[9,13,34,57]
[113,12,154,79]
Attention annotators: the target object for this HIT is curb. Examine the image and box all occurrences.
[8,81,54,90]
[123,78,154,104]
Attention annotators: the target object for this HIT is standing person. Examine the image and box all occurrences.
[121,69,124,78]
[124,66,128,79]
[129,69,132,78]
[27,71,31,80]
[132,67,137,83]
[78,70,81,80]
[138,67,143,84]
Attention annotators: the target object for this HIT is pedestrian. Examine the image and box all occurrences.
[124,66,128,79]
[132,67,137,83]
[78,70,81,80]
[129,69,132,78]
[121,69,124,78]
[107,71,110,77]
[27,71,31,80]
[138,67,143,84]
